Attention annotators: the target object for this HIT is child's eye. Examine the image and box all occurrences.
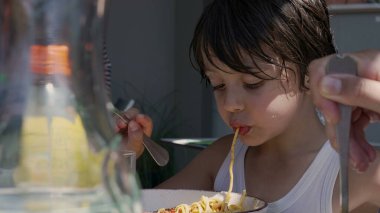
[244,81,264,89]
[212,84,225,91]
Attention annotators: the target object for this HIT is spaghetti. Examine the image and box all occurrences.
[157,128,246,213]
[226,128,240,203]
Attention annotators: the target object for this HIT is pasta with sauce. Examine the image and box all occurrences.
[157,128,248,213]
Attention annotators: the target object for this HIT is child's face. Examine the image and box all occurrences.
[205,54,309,146]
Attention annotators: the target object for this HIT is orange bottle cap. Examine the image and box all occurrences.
[30,45,71,76]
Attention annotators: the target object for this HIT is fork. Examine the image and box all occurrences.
[112,108,169,167]
[326,54,357,213]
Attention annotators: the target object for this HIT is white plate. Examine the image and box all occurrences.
[142,189,267,213]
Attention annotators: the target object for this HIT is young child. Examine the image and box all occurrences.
[146,0,380,212]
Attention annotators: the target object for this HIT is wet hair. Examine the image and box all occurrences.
[190,0,336,90]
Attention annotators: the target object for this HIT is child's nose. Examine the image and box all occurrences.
[223,91,244,112]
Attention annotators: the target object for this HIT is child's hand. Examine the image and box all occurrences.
[115,107,153,158]
[309,50,380,172]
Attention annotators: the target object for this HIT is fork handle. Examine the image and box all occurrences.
[326,54,357,213]
[142,134,169,166]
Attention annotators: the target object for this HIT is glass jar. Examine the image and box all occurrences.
[0,0,141,212]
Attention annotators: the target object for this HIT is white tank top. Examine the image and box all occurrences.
[214,140,339,213]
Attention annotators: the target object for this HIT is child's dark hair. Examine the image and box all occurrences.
[190,0,336,90]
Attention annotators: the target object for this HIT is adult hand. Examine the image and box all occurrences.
[115,107,153,157]
[309,49,380,172]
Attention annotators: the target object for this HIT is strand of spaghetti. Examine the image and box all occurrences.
[226,128,240,203]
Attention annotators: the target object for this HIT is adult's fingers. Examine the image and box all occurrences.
[352,109,377,162]
[309,50,380,116]
[308,55,339,124]
[319,74,380,114]
[349,110,377,172]
[366,110,380,123]
[351,50,380,81]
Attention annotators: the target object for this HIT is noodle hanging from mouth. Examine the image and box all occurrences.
[226,128,240,203]
[157,128,247,213]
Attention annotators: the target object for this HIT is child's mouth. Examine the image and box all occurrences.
[232,126,251,136]
[238,126,251,136]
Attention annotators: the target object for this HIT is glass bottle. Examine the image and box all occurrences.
[0,0,141,212]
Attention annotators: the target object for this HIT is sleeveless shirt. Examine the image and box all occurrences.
[214,140,339,213]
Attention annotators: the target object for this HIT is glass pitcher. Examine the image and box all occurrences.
[0,0,141,212]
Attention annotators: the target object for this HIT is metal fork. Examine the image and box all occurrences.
[326,54,357,213]
[112,108,169,167]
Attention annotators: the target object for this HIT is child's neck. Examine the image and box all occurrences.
[245,107,327,202]
[255,101,327,159]
[244,97,328,202]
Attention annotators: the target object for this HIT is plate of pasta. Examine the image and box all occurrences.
[142,189,267,213]
[142,129,267,213]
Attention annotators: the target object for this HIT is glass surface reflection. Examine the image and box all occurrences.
[0,0,141,212]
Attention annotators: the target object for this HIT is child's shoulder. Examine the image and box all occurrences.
[195,134,235,165]
[206,134,235,154]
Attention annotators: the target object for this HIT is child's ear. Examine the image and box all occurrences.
[305,75,311,95]
[305,74,310,88]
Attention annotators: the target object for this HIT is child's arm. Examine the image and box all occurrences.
[156,135,234,190]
